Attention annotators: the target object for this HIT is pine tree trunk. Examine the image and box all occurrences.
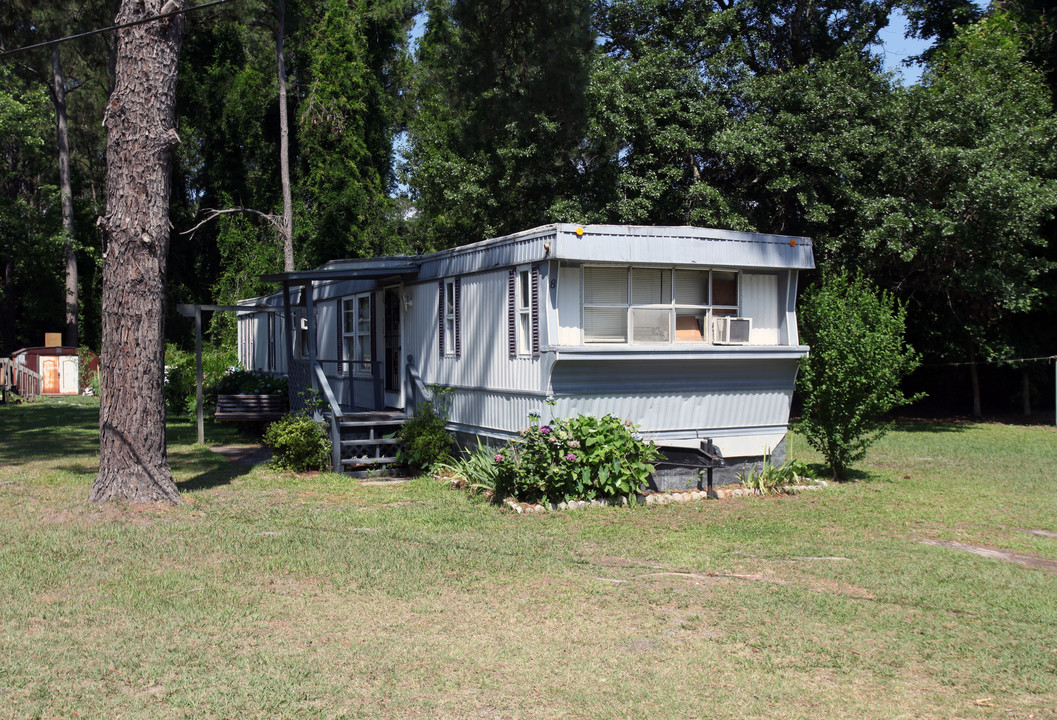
[52,46,78,349]
[276,0,294,272]
[2,256,13,355]
[90,0,186,505]
[1022,365,1032,417]
[969,347,982,419]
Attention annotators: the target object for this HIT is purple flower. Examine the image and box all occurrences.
[540,425,551,435]
[494,454,504,462]
[565,452,578,462]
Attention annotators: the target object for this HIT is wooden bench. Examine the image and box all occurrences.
[215,394,288,422]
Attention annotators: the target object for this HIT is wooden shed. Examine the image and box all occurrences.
[11,346,82,395]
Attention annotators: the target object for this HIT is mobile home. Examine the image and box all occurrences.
[237,223,814,481]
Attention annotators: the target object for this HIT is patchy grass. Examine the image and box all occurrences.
[1,399,1055,719]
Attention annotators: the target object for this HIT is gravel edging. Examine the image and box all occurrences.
[502,481,828,514]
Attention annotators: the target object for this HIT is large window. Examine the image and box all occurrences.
[343,294,372,374]
[582,266,739,344]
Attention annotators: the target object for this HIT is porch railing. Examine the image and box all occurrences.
[312,363,344,471]
[1,358,42,402]
[405,355,430,409]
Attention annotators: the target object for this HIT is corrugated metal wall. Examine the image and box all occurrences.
[405,267,550,434]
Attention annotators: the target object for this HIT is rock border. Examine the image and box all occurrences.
[502,481,828,514]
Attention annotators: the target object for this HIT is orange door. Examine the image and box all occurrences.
[41,357,60,394]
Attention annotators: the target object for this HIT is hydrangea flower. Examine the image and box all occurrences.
[540,425,551,435]
[568,440,581,449]
[565,452,577,462]
[494,454,504,462]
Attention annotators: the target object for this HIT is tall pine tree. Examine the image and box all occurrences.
[406,0,594,249]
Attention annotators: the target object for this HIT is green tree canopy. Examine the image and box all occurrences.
[405,0,594,249]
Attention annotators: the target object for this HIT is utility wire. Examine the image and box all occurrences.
[0,0,234,59]
[924,354,1057,368]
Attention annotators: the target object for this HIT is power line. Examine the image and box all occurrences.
[0,0,234,59]
[925,353,1057,367]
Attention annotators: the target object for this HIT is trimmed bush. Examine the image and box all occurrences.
[263,414,332,472]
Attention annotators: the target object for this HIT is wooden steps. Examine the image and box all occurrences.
[334,409,405,475]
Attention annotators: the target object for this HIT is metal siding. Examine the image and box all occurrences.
[252,313,269,370]
[552,225,813,270]
[785,270,801,346]
[742,273,779,344]
[417,230,558,281]
[549,357,798,394]
[556,265,581,345]
[549,390,793,434]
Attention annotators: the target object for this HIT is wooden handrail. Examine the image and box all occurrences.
[312,362,344,472]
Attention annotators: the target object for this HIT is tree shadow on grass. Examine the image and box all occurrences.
[889,418,975,434]
[172,453,258,492]
[0,403,100,465]
[166,420,258,447]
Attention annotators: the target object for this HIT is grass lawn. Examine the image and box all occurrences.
[1,398,1055,719]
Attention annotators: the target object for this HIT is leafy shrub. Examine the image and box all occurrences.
[263,413,332,472]
[164,344,195,413]
[797,271,922,480]
[494,413,661,504]
[396,391,453,471]
[435,437,501,496]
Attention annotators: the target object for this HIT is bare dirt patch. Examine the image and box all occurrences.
[1021,529,1057,540]
[921,539,1057,573]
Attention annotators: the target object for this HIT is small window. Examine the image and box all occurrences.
[509,266,540,356]
[343,294,372,374]
[517,269,532,355]
[443,279,457,357]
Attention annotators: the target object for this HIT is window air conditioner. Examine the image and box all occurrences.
[713,316,752,345]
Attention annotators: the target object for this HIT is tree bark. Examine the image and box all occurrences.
[969,347,982,419]
[2,256,14,356]
[90,0,186,505]
[1022,365,1032,417]
[276,0,294,272]
[52,45,79,349]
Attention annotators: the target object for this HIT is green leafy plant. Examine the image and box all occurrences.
[263,413,332,472]
[736,455,813,495]
[494,413,661,504]
[797,271,923,480]
[396,388,454,472]
[435,437,501,496]
[164,343,195,413]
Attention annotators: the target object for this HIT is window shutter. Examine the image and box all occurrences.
[438,280,445,357]
[454,277,462,358]
[336,301,344,375]
[531,265,540,356]
[507,269,516,357]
